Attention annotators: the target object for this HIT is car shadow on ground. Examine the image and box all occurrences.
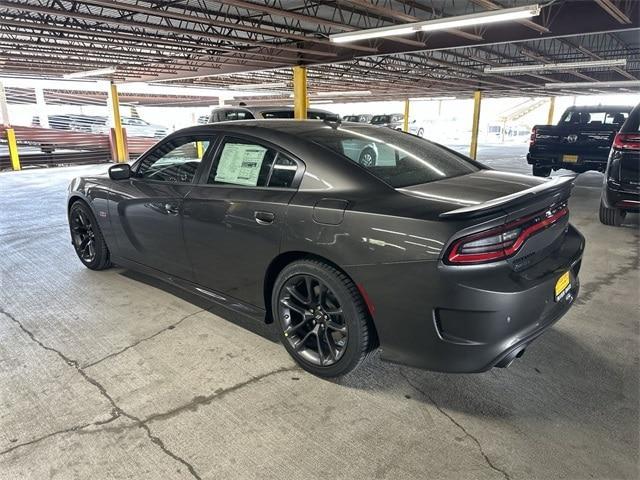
[119,269,636,429]
[119,269,280,343]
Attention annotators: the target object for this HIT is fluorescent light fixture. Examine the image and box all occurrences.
[545,80,640,89]
[63,67,116,79]
[330,4,540,44]
[315,90,372,97]
[309,100,334,104]
[485,58,626,74]
[228,82,289,90]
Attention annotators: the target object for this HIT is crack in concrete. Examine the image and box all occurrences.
[83,308,206,369]
[400,370,511,480]
[0,307,203,480]
[575,236,639,306]
[0,414,120,456]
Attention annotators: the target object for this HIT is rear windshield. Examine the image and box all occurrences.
[559,109,629,126]
[261,110,332,120]
[620,105,640,133]
[301,125,480,188]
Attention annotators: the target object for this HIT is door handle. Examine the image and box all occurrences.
[254,210,275,225]
[164,202,180,216]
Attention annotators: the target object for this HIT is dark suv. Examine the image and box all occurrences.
[600,103,640,226]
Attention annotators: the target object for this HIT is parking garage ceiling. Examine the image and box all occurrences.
[0,0,638,100]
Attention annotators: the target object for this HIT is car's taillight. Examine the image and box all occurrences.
[446,204,569,265]
[612,132,640,151]
[529,127,537,146]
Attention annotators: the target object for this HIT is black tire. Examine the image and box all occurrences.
[417,128,424,138]
[272,259,375,377]
[532,166,552,177]
[358,147,377,167]
[69,201,111,270]
[599,199,625,227]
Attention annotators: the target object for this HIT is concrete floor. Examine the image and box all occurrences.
[1,144,638,480]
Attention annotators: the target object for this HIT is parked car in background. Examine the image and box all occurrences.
[209,106,338,122]
[70,116,168,138]
[527,105,632,176]
[197,115,210,125]
[600,103,640,226]
[32,114,96,130]
[343,114,372,123]
[67,120,584,377]
[370,114,404,130]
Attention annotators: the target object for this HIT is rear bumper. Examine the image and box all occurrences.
[603,184,640,211]
[527,152,608,172]
[347,224,585,373]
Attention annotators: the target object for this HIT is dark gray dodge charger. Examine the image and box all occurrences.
[68,120,585,378]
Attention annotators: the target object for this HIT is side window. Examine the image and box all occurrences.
[137,135,215,183]
[207,137,298,188]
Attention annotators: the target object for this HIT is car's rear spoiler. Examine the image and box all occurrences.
[439,175,576,219]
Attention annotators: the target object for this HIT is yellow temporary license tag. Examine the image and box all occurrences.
[555,271,571,301]
[563,154,579,163]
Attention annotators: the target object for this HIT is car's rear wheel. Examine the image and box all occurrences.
[272,260,374,377]
[358,147,377,167]
[69,201,111,270]
[532,166,552,177]
[599,199,625,227]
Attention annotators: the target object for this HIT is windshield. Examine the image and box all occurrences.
[371,115,391,124]
[344,116,360,122]
[300,125,480,188]
[559,109,629,126]
[261,110,332,120]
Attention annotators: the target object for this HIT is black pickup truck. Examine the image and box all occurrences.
[527,105,632,176]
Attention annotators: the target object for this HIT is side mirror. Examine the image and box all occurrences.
[109,163,131,180]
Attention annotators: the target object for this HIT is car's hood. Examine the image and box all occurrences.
[397,169,546,212]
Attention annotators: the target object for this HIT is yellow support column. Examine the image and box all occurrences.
[108,82,126,162]
[293,66,308,120]
[6,128,20,171]
[547,96,556,124]
[403,98,410,133]
[469,90,482,160]
[196,141,204,159]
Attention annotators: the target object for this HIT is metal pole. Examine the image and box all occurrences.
[403,98,410,133]
[469,90,482,160]
[6,128,21,171]
[108,82,126,162]
[547,97,556,124]
[293,66,308,120]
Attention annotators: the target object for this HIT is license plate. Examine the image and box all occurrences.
[555,271,571,302]
[563,154,579,163]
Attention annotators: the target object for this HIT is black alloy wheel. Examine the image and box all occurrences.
[69,201,111,270]
[273,260,374,377]
[279,274,348,367]
[358,147,377,167]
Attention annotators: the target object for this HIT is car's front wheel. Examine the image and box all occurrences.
[69,201,111,270]
[272,260,374,377]
[599,199,625,227]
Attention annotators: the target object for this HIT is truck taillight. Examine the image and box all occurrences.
[446,204,568,265]
[529,127,537,146]
[612,133,640,151]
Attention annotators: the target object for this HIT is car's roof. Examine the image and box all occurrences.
[194,118,368,132]
[211,105,332,114]
[566,105,633,112]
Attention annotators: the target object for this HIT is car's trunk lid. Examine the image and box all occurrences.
[398,170,575,270]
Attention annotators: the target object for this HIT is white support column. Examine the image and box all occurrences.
[0,82,10,127]
[35,87,49,128]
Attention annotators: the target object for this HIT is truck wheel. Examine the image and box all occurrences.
[532,166,551,177]
[599,200,625,227]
